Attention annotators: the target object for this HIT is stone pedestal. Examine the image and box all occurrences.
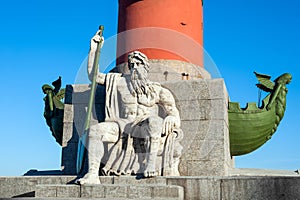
[161,79,233,176]
[61,78,234,176]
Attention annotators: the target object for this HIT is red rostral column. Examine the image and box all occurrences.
[117,0,207,79]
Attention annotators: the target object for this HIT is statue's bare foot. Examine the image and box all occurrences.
[144,154,157,177]
[76,172,100,185]
[143,170,157,178]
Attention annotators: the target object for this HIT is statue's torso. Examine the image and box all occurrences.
[116,77,160,121]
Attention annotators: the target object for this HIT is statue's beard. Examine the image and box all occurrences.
[130,69,151,96]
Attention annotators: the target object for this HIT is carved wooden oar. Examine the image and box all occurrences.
[76,26,104,174]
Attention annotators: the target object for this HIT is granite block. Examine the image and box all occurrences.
[0,177,37,198]
[35,185,56,198]
[65,84,105,104]
[128,185,152,199]
[176,99,227,121]
[63,104,74,123]
[81,185,105,198]
[187,160,227,176]
[167,177,221,200]
[180,120,228,142]
[61,142,78,175]
[56,185,80,198]
[221,177,300,200]
[62,122,78,146]
[113,176,166,185]
[152,185,184,199]
[162,78,227,101]
[104,185,128,198]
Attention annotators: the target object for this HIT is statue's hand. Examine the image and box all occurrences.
[90,31,104,50]
[162,116,179,135]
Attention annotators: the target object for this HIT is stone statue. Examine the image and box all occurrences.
[42,77,65,145]
[77,31,182,185]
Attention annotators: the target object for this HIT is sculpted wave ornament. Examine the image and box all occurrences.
[76,29,183,185]
[228,72,292,156]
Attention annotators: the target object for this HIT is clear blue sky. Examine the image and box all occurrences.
[0,0,299,176]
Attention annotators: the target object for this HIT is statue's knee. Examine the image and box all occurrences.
[89,125,101,139]
[147,117,163,134]
[89,122,119,142]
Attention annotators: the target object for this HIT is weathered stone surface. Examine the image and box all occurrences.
[175,99,227,121]
[2,176,300,199]
[185,139,227,161]
[34,183,184,199]
[0,177,37,198]
[186,160,228,176]
[180,120,228,141]
[176,99,211,120]
[0,176,75,198]
[62,122,78,145]
[179,119,232,176]
[65,84,105,104]
[128,185,152,198]
[36,176,75,185]
[162,78,227,101]
[105,185,128,198]
[63,104,74,123]
[113,176,166,185]
[167,177,221,200]
[153,185,184,199]
[221,177,300,200]
[162,80,209,101]
[36,185,80,198]
[81,185,105,198]
[35,185,56,198]
[61,142,78,175]
[230,168,299,176]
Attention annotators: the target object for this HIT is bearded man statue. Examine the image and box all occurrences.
[77,30,181,185]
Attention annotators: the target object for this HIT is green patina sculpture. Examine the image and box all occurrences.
[228,72,292,156]
[42,76,65,146]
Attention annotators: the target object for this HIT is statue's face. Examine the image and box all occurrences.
[277,73,292,84]
[42,84,53,94]
[129,57,146,80]
[128,56,150,96]
[129,57,143,70]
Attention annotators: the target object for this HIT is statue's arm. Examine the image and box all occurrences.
[87,31,106,85]
[159,87,181,135]
[47,91,54,112]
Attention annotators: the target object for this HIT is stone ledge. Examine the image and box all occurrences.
[35,184,184,199]
[1,175,300,199]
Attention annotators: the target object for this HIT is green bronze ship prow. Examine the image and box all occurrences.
[228,72,292,156]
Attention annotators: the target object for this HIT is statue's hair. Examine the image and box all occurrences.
[128,51,150,72]
[42,84,54,93]
[128,51,154,96]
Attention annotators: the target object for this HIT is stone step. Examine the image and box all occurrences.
[10,198,180,200]
[35,184,184,199]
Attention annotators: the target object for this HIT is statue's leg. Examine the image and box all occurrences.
[143,116,163,177]
[133,136,147,174]
[76,122,119,185]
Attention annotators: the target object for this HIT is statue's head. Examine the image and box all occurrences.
[128,51,152,95]
[42,84,53,94]
[275,73,292,85]
[128,51,149,76]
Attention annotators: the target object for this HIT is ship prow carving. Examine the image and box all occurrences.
[228,72,292,156]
